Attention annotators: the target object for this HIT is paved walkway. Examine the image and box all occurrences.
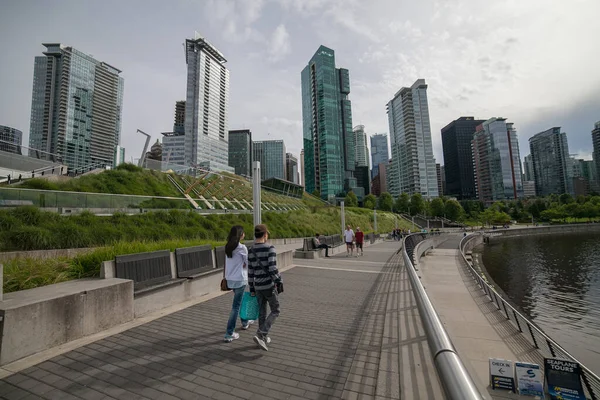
[0,240,443,400]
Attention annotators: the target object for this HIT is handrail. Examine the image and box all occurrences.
[402,233,483,400]
[460,233,600,399]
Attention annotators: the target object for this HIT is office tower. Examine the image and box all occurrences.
[436,164,443,197]
[441,117,485,199]
[184,34,231,172]
[523,154,535,182]
[472,118,523,202]
[286,153,299,184]
[228,129,252,177]
[253,140,286,181]
[301,45,355,200]
[0,125,23,154]
[440,165,446,195]
[529,127,573,196]
[300,149,305,187]
[571,158,597,196]
[523,181,536,198]
[370,133,389,180]
[387,79,438,199]
[174,101,186,134]
[353,125,369,167]
[371,162,388,196]
[593,121,600,189]
[28,43,124,170]
[355,166,369,199]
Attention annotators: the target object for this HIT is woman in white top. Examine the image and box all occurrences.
[224,225,253,342]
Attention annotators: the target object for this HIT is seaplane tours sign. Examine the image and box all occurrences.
[544,358,585,400]
[489,358,516,391]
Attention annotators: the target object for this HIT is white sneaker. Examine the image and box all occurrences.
[266,336,272,344]
[242,320,255,330]
[224,332,240,342]
[253,335,269,351]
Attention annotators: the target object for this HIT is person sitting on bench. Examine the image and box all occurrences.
[313,233,331,257]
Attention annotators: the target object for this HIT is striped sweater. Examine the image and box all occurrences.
[248,243,281,293]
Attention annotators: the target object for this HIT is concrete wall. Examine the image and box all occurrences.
[486,224,600,242]
[0,278,133,366]
[413,236,446,267]
[0,247,96,263]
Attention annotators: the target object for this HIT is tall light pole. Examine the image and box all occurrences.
[340,201,346,234]
[374,208,378,233]
[252,161,261,226]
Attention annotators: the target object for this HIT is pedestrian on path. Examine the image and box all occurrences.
[344,225,355,257]
[248,224,282,351]
[223,225,253,342]
[313,233,331,257]
[355,227,364,256]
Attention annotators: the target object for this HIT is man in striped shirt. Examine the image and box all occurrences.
[248,224,282,351]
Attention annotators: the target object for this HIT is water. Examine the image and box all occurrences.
[479,232,600,374]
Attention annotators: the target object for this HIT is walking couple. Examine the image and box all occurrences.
[223,223,282,351]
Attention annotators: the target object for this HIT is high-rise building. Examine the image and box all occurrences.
[300,149,305,187]
[286,153,299,184]
[370,133,389,180]
[0,125,23,154]
[387,79,438,199]
[441,117,485,199]
[472,118,523,202]
[355,166,370,199]
[440,165,446,196]
[523,154,535,182]
[529,127,573,196]
[353,125,369,167]
[301,45,355,200]
[593,121,600,190]
[228,129,252,177]
[523,181,536,198]
[436,164,443,197]
[29,43,124,170]
[174,101,185,134]
[571,158,597,196]
[253,140,286,181]
[184,34,231,172]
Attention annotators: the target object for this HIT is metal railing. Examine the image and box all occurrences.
[402,233,483,400]
[460,233,600,399]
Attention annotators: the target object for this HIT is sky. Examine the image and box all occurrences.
[1,0,599,168]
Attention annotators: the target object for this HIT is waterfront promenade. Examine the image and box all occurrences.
[0,240,445,400]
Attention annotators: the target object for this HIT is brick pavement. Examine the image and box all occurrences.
[0,241,443,400]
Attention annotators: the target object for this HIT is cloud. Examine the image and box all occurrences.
[267,24,291,62]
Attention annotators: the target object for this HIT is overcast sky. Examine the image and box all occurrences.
[1,0,599,167]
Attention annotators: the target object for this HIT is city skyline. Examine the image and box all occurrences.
[1,1,599,170]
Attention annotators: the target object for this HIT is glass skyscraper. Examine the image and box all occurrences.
[0,125,23,154]
[529,127,573,196]
[228,129,252,177]
[253,140,286,181]
[184,34,232,172]
[353,125,369,168]
[286,153,299,184]
[472,118,523,202]
[301,45,355,200]
[370,133,389,180]
[387,79,438,199]
[29,43,124,170]
[523,154,535,182]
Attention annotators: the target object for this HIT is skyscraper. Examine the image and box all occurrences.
[472,118,523,202]
[529,127,572,196]
[29,43,124,170]
[184,34,231,172]
[0,125,23,154]
[174,101,186,134]
[162,101,187,166]
[523,154,535,182]
[387,79,438,199]
[286,153,299,184]
[253,140,286,181]
[436,163,443,197]
[441,117,485,199]
[301,45,355,200]
[353,125,369,167]
[370,133,389,179]
[228,129,252,177]
[593,121,600,189]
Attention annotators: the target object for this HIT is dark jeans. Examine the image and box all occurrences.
[317,243,330,256]
[256,288,280,338]
[226,286,249,335]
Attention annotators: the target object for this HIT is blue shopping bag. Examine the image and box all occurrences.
[240,292,259,320]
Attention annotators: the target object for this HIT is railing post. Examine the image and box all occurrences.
[513,310,523,332]
[527,324,539,349]
[546,339,556,357]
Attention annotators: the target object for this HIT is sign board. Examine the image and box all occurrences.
[544,358,586,400]
[489,358,516,391]
[515,362,544,397]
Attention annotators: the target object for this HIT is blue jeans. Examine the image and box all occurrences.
[226,286,249,336]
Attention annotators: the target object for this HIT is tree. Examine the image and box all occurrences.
[479,208,510,225]
[312,189,321,198]
[444,199,464,221]
[430,198,445,217]
[363,194,377,209]
[344,191,358,207]
[395,193,410,214]
[409,193,424,216]
[559,193,574,205]
[378,192,393,211]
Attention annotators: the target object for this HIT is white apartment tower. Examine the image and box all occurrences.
[184,34,232,172]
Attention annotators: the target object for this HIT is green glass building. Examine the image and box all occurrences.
[301,45,355,201]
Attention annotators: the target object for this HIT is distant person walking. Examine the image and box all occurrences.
[355,227,364,256]
[313,233,331,257]
[6,174,11,185]
[344,225,355,257]
[248,224,282,351]
[223,225,253,342]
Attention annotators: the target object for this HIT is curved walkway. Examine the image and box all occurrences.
[0,241,443,400]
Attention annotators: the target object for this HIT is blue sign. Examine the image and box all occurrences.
[544,358,586,400]
[515,362,544,397]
